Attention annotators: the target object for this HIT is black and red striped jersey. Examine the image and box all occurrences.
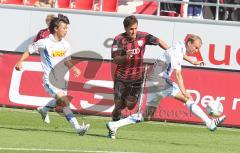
[111,31,159,81]
[33,28,50,42]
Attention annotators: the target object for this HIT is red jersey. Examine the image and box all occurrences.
[33,28,50,42]
[111,31,159,81]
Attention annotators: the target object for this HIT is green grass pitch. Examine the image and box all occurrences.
[0,107,239,153]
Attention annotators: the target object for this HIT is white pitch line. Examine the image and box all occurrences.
[0,147,142,153]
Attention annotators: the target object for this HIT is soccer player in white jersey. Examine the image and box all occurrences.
[15,14,90,136]
[106,34,226,139]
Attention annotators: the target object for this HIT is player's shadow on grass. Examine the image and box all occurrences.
[0,126,74,135]
[0,126,115,138]
[87,133,109,138]
[116,136,201,147]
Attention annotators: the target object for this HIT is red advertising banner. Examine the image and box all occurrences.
[155,68,240,127]
[0,53,240,127]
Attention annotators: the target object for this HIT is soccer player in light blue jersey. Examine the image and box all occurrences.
[15,14,90,136]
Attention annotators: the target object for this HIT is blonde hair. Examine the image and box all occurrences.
[46,14,55,27]
[186,34,202,45]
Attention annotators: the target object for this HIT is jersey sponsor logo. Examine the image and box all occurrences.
[127,48,140,56]
[137,40,143,47]
[52,51,65,57]
[112,45,118,52]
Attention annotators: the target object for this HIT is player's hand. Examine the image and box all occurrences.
[15,61,22,71]
[183,92,191,100]
[126,51,131,59]
[73,67,81,77]
[193,61,205,66]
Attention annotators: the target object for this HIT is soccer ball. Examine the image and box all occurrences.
[206,101,223,117]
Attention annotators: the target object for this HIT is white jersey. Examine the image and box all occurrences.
[28,34,71,86]
[151,41,186,79]
[146,42,186,107]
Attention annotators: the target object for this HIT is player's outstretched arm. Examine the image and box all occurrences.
[174,69,190,99]
[158,39,170,50]
[183,55,205,66]
[64,60,81,77]
[192,60,205,66]
[15,51,30,71]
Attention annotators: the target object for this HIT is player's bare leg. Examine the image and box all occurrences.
[37,99,56,124]
[174,92,226,131]
[107,96,141,139]
[56,92,90,135]
[125,96,138,110]
[107,81,143,139]
[38,91,90,135]
[112,99,126,121]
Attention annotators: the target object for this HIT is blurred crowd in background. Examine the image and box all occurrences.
[0,0,239,21]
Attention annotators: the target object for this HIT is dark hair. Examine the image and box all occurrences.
[123,15,138,29]
[49,14,69,34]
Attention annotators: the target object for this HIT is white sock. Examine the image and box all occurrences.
[69,117,81,130]
[186,100,211,126]
[42,99,56,112]
[63,107,80,130]
[113,113,143,129]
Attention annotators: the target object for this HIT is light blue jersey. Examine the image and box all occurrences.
[28,34,71,96]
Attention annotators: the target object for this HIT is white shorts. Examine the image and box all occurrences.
[43,80,67,98]
[146,79,180,107]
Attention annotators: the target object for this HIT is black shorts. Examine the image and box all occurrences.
[114,79,143,102]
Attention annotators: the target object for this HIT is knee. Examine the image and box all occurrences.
[56,96,69,107]
[114,99,126,110]
[127,103,136,110]
[126,96,137,110]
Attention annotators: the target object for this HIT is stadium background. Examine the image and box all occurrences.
[0,4,240,127]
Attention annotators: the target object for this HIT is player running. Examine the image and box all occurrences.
[107,34,226,139]
[15,14,90,136]
[110,15,169,123]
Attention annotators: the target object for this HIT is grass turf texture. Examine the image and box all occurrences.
[0,107,239,153]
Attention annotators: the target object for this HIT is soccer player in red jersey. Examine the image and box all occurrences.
[110,15,169,122]
[33,14,55,42]
[107,34,226,139]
